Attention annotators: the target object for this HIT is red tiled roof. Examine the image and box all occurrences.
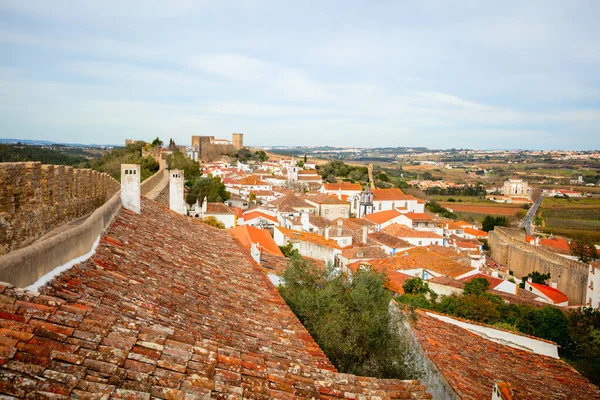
[464,227,488,238]
[238,176,268,186]
[230,225,283,256]
[404,212,432,221]
[205,202,235,214]
[341,246,390,260]
[297,169,319,175]
[392,247,475,278]
[383,224,443,239]
[372,188,408,201]
[243,211,278,224]
[323,183,362,191]
[0,199,432,398]
[539,236,570,252]
[369,232,413,249]
[305,194,348,205]
[364,209,401,224]
[409,309,600,399]
[528,282,569,304]
[276,227,341,250]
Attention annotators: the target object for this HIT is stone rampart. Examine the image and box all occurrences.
[0,162,166,287]
[489,227,588,304]
[0,162,120,255]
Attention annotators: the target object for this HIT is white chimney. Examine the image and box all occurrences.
[250,243,261,265]
[121,164,140,214]
[337,219,343,226]
[337,188,342,200]
[301,212,309,231]
[491,271,499,278]
[362,226,368,244]
[325,227,330,241]
[551,281,558,289]
[169,169,186,215]
[201,196,208,214]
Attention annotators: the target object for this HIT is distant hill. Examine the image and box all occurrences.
[0,138,119,147]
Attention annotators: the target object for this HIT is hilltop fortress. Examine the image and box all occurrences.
[190,133,243,162]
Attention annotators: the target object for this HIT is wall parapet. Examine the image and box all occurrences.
[0,161,168,288]
[492,227,586,271]
[0,162,120,255]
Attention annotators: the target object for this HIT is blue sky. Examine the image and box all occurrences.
[0,1,599,150]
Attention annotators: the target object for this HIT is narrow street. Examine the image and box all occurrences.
[520,195,545,235]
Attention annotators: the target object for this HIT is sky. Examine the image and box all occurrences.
[0,1,599,150]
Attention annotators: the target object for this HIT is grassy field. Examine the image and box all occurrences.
[537,198,600,242]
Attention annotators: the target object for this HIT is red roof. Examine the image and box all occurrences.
[404,212,432,221]
[463,227,488,238]
[539,237,570,252]
[243,211,278,224]
[323,182,362,191]
[372,188,408,201]
[364,209,401,224]
[528,282,569,304]
[230,225,283,256]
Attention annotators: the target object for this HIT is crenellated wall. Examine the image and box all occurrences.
[0,162,120,255]
[489,227,589,305]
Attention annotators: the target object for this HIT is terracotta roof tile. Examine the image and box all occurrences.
[230,225,283,256]
[391,247,475,278]
[528,282,569,304]
[205,202,235,215]
[322,183,362,191]
[364,210,401,224]
[409,309,600,399]
[0,199,432,398]
[341,246,390,260]
[305,194,348,205]
[276,227,342,250]
[383,224,443,239]
[243,211,279,224]
[369,232,413,249]
[372,188,410,201]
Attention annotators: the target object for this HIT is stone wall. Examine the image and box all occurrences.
[489,227,588,305]
[0,162,119,255]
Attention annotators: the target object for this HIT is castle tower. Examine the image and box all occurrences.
[232,133,244,150]
[169,169,186,215]
[121,164,140,214]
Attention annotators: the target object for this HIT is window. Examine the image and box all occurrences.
[325,209,329,214]
[379,203,382,210]
[418,241,422,245]
[341,209,346,215]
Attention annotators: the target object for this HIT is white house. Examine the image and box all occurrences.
[524,281,569,307]
[382,223,445,247]
[274,227,341,266]
[587,260,600,308]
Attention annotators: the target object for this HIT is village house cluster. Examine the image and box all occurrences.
[164,144,584,312]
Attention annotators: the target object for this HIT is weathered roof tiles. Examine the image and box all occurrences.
[0,198,431,399]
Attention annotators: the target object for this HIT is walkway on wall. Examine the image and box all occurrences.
[145,168,169,200]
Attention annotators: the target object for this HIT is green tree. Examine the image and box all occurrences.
[166,150,202,184]
[151,137,163,148]
[235,147,254,162]
[279,243,300,258]
[280,257,418,378]
[463,278,490,296]
[190,175,230,204]
[402,278,430,295]
[254,150,268,162]
[201,216,225,229]
[570,239,599,263]
[519,271,551,288]
[481,215,510,232]
[436,294,500,324]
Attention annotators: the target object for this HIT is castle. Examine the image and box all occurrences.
[190,133,243,162]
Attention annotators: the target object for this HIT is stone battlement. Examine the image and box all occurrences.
[489,227,589,304]
[0,162,120,255]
